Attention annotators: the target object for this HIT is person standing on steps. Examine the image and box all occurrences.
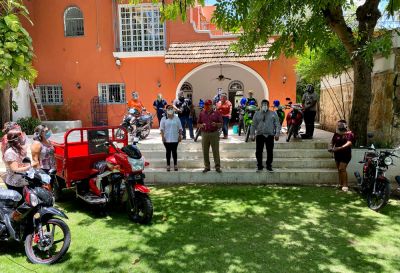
[160,105,183,172]
[198,99,223,173]
[328,120,355,192]
[173,91,194,140]
[216,92,232,139]
[251,99,281,172]
[153,93,167,127]
[301,84,319,139]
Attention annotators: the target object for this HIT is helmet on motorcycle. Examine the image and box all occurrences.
[240,97,247,106]
[248,100,256,106]
[273,100,280,107]
[121,145,142,159]
[129,108,138,115]
[199,99,205,108]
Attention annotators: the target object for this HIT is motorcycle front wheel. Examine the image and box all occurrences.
[127,193,153,224]
[115,127,126,140]
[367,181,391,211]
[24,218,71,264]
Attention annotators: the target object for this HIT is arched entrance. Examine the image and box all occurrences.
[175,62,269,105]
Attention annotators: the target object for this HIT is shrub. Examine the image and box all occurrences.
[17,117,41,135]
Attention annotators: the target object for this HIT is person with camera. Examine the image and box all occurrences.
[173,91,194,140]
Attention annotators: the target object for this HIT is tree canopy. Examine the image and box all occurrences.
[0,0,36,89]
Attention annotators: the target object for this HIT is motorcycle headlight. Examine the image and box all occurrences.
[384,157,393,166]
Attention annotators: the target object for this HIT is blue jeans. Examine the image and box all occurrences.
[179,116,194,138]
[222,116,230,137]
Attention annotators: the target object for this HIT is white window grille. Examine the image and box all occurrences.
[37,85,64,105]
[180,82,193,99]
[64,6,84,37]
[119,4,165,52]
[98,83,126,104]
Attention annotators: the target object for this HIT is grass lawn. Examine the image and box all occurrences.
[1,185,400,273]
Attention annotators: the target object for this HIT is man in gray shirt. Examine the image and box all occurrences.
[302,84,319,139]
[251,99,281,172]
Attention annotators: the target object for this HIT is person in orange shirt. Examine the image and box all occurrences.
[216,92,232,139]
[127,91,144,113]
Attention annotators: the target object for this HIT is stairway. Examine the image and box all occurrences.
[29,85,47,121]
[138,130,338,185]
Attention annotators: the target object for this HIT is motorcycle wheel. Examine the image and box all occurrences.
[115,127,126,140]
[194,129,201,142]
[367,181,391,211]
[245,125,252,142]
[139,126,150,140]
[286,125,294,142]
[127,193,153,224]
[24,218,71,264]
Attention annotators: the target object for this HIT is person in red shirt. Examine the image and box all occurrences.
[328,120,355,192]
[198,99,223,173]
[127,91,144,113]
[216,93,232,139]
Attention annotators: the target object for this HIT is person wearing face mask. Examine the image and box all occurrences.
[1,122,27,162]
[160,105,183,171]
[153,93,167,127]
[3,131,31,194]
[301,84,319,139]
[251,99,281,172]
[31,125,56,172]
[216,93,232,139]
[198,99,223,173]
[328,120,355,192]
[127,91,145,113]
[173,91,194,140]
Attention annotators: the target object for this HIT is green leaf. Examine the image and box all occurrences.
[4,14,20,32]
[4,41,18,51]
[15,54,24,64]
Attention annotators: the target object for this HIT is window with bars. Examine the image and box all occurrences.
[64,6,84,37]
[98,84,126,104]
[37,85,64,105]
[119,4,165,52]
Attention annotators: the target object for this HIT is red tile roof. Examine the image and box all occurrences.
[165,40,272,64]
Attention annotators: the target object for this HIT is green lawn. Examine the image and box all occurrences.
[1,185,400,273]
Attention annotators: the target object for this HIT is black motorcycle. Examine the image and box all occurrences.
[354,144,399,211]
[116,109,153,141]
[0,168,71,264]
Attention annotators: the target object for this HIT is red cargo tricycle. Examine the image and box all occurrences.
[52,126,153,224]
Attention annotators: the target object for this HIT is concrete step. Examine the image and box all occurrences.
[137,140,330,151]
[143,168,338,184]
[148,158,336,169]
[142,149,333,159]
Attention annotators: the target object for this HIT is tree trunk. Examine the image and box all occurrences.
[0,85,12,126]
[349,57,372,146]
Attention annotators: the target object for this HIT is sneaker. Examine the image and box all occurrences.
[166,166,170,172]
[266,166,274,172]
[174,165,178,171]
[202,168,210,173]
[216,168,222,173]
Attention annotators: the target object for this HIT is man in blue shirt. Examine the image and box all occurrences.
[153,93,167,127]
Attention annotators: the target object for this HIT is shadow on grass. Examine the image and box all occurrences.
[51,185,400,273]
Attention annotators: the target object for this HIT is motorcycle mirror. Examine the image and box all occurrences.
[285,97,291,101]
[48,169,57,175]
[367,132,374,138]
[371,144,375,150]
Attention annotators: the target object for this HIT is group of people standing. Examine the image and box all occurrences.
[1,122,55,194]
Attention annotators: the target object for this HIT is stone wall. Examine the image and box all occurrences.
[319,54,400,147]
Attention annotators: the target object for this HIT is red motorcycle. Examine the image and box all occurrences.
[286,102,304,142]
[86,140,153,224]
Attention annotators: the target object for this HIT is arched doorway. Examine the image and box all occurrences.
[176,62,269,105]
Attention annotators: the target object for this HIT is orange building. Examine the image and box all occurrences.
[23,0,296,127]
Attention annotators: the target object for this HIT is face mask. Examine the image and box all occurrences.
[45,131,52,140]
[262,105,268,112]
[133,95,138,100]
[167,109,174,115]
